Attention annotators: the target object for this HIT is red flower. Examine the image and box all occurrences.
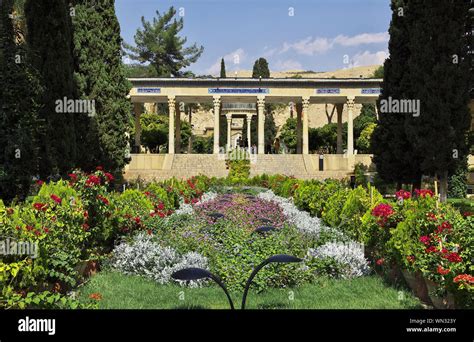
[426,212,437,221]
[43,227,50,233]
[147,229,153,235]
[156,202,165,210]
[34,230,41,236]
[82,223,90,231]
[84,211,89,219]
[68,173,78,181]
[371,203,394,218]
[406,255,415,263]
[96,166,103,171]
[437,265,450,275]
[36,180,44,186]
[415,189,434,198]
[6,208,14,215]
[104,172,114,182]
[158,212,166,218]
[453,274,474,284]
[97,195,109,206]
[445,252,462,263]
[436,221,452,234]
[25,225,34,231]
[133,216,141,224]
[85,175,101,187]
[425,246,437,254]
[419,235,430,246]
[89,293,102,301]
[33,203,47,211]
[463,211,472,217]
[376,258,385,266]
[395,189,411,200]
[50,194,62,205]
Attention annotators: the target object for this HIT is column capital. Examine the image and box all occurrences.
[168,96,176,108]
[226,113,233,120]
[257,96,265,107]
[246,113,253,120]
[213,95,221,106]
[346,96,355,108]
[302,97,310,108]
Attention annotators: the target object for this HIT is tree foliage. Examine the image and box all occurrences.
[72,0,132,174]
[25,0,77,177]
[124,6,203,77]
[0,0,41,201]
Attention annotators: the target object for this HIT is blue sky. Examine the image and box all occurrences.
[116,0,392,75]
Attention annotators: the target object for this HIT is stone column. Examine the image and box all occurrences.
[346,96,355,155]
[133,102,142,153]
[246,113,252,150]
[336,103,344,154]
[226,113,232,150]
[296,102,302,154]
[175,102,182,154]
[168,96,176,154]
[257,96,265,154]
[213,96,221,154]
[302,97,310,155]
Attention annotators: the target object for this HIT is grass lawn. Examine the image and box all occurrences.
[77,271,422,309]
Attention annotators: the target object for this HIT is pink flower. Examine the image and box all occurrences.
[68,173,78,181]
[376,258,385,266]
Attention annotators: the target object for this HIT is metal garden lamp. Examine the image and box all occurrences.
[253,226,277,234]
[241,254,302,309]
[171,267,235,310]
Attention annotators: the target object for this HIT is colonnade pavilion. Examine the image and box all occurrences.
[124,77,473,181]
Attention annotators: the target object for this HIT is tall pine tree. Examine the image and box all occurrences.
[25,0,77,178]
[0,0,41,201]
[72,0,131,174]
[372,0,422,189]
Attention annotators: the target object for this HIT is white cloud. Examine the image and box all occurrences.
[352,50,389,67]
[333,32,389,46]
[280,32,389,56]
[274,59,303,71]
[206,48,247,75]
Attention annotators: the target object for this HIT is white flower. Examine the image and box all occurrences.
[111,233,209,287]
[307,241,369,279]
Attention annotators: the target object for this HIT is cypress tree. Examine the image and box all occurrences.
[72,0,131,174]
[404,0,471,201]
[25,0,77,178]
[0,0,41,201]
[372,0,422,189]
[220,58,226,78]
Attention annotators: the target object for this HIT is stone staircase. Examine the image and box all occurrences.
[124,154,351,182]
[250,155,351,180]
[124,154,228,181]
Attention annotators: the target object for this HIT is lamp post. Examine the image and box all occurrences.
[171,268,235,310]
[253,226,276,234]
[172,254,302,310]
[241,254,302,309]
